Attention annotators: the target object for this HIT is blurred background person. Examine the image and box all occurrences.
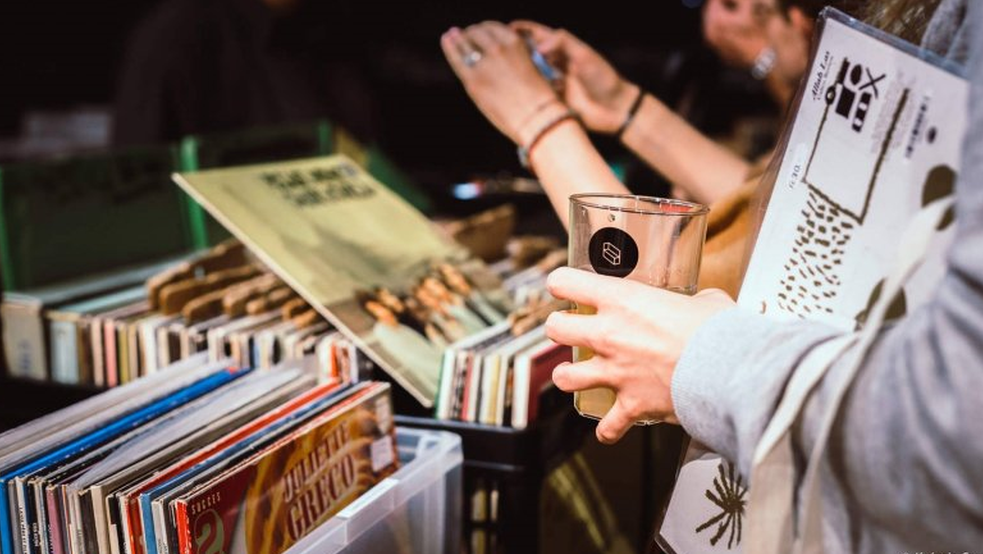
[111,0,379,145]
[703,0,806,106]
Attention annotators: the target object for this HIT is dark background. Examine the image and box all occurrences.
[0,0,775,191]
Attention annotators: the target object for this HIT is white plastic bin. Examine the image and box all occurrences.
[284,426,464,554]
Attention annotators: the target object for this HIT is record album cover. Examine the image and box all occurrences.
[173,155,509,407]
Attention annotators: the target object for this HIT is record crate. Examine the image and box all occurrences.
[395,386,594,554]
[285,426,464,554]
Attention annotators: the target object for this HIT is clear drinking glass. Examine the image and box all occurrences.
[568,194,709,424]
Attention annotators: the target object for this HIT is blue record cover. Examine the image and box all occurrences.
[0,367,249,554]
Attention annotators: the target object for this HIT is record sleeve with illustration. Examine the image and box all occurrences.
[174,155,510,407]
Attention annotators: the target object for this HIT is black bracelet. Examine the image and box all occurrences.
[615,87,646,141]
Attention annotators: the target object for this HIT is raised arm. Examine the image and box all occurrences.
[618,93,751,205]
[441,21,752,223]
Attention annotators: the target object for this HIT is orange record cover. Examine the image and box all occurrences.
[173,383,398,554]
[120,379,343,554]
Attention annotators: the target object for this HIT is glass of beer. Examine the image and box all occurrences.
[568,194,709,424]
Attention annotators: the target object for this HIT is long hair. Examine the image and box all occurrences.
[861,0,943,44]
[779,0,942,44]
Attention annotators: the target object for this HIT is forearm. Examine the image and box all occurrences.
[527,119,630,229]
[621,95,751,205]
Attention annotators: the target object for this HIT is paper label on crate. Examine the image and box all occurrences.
[375,396,393,434]
[371,436,395,473]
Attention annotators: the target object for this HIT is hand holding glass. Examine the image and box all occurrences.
[568,194,708,424]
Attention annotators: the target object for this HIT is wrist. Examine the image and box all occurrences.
[511,96,564,145]
[517,108,579,171]
[609,81,640,117]
[620,94,671,150]
[594,81,640,134]
[615,87,646,141]
[516,101,571,147]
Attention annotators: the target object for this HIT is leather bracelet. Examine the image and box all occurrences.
[615,87,646,141]
[518,109,578,170]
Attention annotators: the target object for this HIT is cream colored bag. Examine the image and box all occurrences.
[745,197,954,554]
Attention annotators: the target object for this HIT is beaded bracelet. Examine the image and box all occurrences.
[517,109,579,170]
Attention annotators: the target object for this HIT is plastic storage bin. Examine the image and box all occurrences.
[284,426,464,554]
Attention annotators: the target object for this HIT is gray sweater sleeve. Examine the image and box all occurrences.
[671,1,983,548]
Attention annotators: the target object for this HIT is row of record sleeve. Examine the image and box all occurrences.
[434,322,570,430]
[1,233,570,434]
[4,155,559,411]
[0,353,399,554]
[2,240,367,389]
[435,247,571,429]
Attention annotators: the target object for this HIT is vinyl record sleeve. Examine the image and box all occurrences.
[171,384,397,554]
[173,155,510,407]
[138,383,367,554]
[117,380,344,554]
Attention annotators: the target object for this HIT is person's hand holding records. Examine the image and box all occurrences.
[545,267,734,444]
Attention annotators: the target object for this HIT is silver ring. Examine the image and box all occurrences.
[463,49,483,68]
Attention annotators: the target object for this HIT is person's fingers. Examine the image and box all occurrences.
[510,20,555,47]
[546,267,631,309]
[483,21,516,44]
[441,28,469,77]
[551,359,615,393]
[544,310,602,352]
[463,23,499,53]
[512,20,573,57]
[595,402,634,444]
[537,32,566,58]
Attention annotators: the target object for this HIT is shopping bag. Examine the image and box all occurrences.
[657,8,968,553]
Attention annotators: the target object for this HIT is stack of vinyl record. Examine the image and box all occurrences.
[434,322,570,429]
[433,246,571,429]
[0,355,398,554]
[3,240,366,389]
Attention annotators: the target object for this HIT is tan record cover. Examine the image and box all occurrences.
[173,155,509,407]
